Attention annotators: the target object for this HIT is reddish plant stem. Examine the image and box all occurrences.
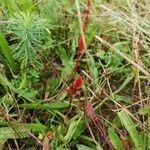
[85,102,114,149]
[66,0,91,95]
[73,0,91,71]
[65,0,91,116]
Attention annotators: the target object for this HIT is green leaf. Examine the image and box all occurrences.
[89,56,98,80]
[0,121,47,133]
[1,93,14,105]
[48,77,59,93]
[112,116,122,128]
[0,32,16,72]
[141,132,150,149]
[76,144,94,150]
[112,41,130,53]
[19,102,69,110]
[73,120,85,140]
[96,50,106,60]
[114,95,130,103]
[64,120,78,141]
[58,48,72,76]
[108,52,121,68]
[58,92,68,101]
[59,48,70,66]
[17,73,27,90]
[117,109,144,150]
[86,22,99,46]
[108,128,124,150]
[64,116,84,142]
[17,89,37,101]
[28,68,40,78]
[79,135,103,150]
[23,123,48,133]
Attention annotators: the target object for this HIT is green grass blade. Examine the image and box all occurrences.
[108,128,124,150]
[0,121,47,133]
[23,123,48,133]
[0,32,16,72]
[114,73,134,94]
[117,109,144,150]
[19,102,69,110]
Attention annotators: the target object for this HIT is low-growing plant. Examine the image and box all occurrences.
[8,11,48,68]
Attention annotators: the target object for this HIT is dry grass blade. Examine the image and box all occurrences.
[95,35,150,77]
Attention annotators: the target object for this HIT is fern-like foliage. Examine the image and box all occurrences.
[8,11,47,68]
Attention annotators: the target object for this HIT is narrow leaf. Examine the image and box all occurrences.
[19,102,69,110]
[76,144,93,150]
[64,121,78,141]
[108,128,124,150]
[117,109,144,150]
[0,122,47,133]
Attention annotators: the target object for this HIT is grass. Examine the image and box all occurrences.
[0,0,150,149]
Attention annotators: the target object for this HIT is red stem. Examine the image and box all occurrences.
[73,0,91,71]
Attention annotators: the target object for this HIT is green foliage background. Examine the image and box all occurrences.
[0,0,149,149]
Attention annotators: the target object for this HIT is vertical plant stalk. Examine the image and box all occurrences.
[132,32,141,94]
[65,0,91,117]
[66,0,91,96]
[73,0,91,71]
